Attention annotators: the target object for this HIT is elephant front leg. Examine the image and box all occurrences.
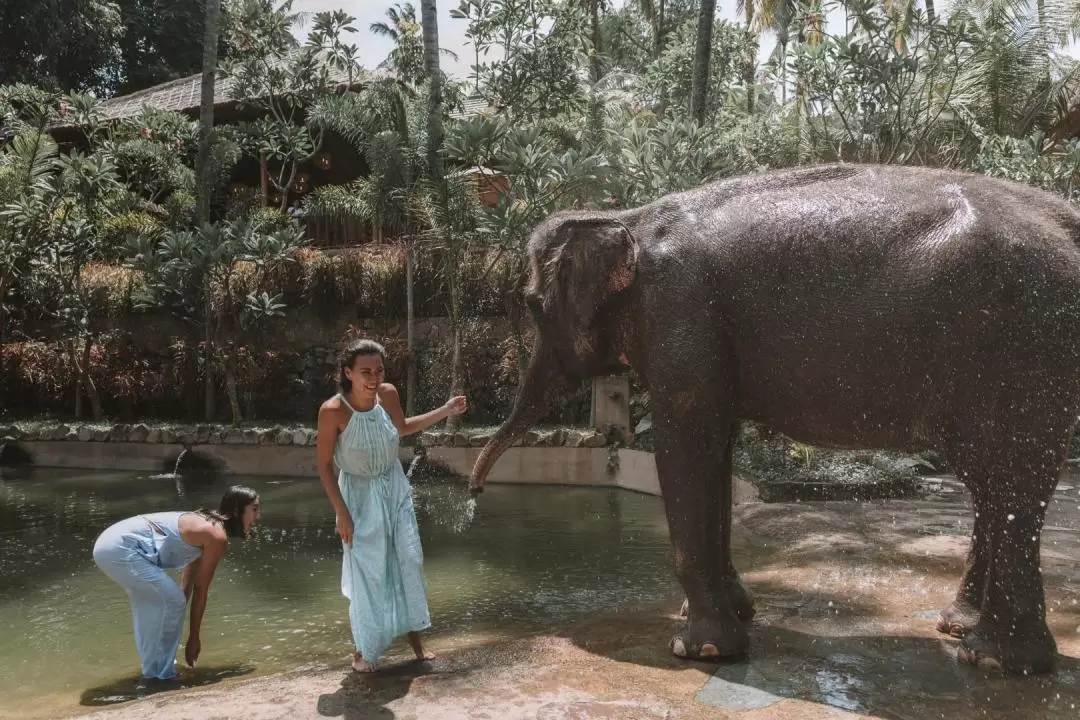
[653,394,748,661]
[680,564,756,623]
[678,431,755,624]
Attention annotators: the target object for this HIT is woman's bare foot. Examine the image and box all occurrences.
[351,651,377,673]
[407,631,436,662]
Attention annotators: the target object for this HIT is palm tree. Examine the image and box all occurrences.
[950,0,1076,139]
[305,84,423,415]
[636,0,670,57]
[418,0,465,427]
[691,0,718,123]
[196,0,221,225]
[306,82,481,422]
[371,2,458,87]
[752,0,799,104]
[196,0,222,420]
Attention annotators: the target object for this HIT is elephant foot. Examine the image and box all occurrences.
[957,622,1057,676]
[670,610,749,662]
[936,599,980,638]
[728,580,756,623]
[679,582,755,624]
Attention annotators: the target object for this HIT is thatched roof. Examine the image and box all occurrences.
[0,57,495,143]
[100,63,389,122]
[452,94,493,121]
[99,65,493,124]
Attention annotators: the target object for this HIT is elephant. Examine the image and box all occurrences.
[467,163,1080,676]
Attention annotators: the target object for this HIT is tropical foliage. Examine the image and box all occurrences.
[5,0,1080,429]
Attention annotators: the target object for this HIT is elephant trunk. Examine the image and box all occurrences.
[469,338,559,495]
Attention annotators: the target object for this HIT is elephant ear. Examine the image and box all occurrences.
[548,217,638,325]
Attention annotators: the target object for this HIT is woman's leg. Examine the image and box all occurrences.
[126,567,188,679]
[340,476,390,671]
[393,481,433,661]
[94,536,188,680]
[407,631,435,661]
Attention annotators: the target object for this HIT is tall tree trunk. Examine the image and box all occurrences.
[0,294,6,414]
[196,0,221,225]
[197,0,221,421]
[1036,0,1050,114]
[690,0,717,123]
[420,0,463,429]
[420,0,444,184]
[71,335,103,420]
[405,242,417,417]
[447,259,463,432]
[204,291,216,422]
[588,0,603,83]
[925,0,936,25]
[653,0,668,58]
[743,4,756,114]
[72,339,83,419]
[780,37,789,105]
[81,335,103,421]
[225,352,243,426]
[586,0,604,144]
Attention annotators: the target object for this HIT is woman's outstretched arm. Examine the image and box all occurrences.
[379,384,467,437]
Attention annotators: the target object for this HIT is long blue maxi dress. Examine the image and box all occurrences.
[92,512,203,680]
[335,393,431,662]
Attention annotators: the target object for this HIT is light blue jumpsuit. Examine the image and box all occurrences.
[335,393,431,662]
[92,512,202,680]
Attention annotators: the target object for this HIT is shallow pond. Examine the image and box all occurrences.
[0,468,677,718]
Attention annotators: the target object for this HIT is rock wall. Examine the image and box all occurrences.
[0,422,613,450]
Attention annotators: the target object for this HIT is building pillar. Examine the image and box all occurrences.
[590,375,631,440]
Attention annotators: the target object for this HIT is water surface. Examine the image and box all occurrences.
[0,468,676,718]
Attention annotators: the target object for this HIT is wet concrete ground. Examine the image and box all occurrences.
[70,477,1080,720]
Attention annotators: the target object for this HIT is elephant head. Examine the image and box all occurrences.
[468,212,639,495]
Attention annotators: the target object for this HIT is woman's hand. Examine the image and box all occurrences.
[185,634,201,667]
[336,512,354,545]
[443,396,468,418]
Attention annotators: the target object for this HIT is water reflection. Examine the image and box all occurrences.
[0,469,675,717]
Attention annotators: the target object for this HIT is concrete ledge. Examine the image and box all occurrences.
[13,441,765,502]
[17,440,345,477]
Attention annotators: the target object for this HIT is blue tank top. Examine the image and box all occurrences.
[140,511,204,569]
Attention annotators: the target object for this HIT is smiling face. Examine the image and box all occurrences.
[345,353,385,400]
[241,497,261,535]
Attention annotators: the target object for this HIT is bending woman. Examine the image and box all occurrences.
[92,485,260,683]
[317,339,467,672]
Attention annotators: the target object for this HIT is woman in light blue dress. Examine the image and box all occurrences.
[316,339,467,672]
[92,485,261,684]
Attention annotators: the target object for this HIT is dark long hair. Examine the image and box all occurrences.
[199,484,259,538]
[338,339,386,393]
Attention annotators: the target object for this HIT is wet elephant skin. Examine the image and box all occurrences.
[469,163,1080,676]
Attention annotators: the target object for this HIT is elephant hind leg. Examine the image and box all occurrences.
[956,487,1058,675]
[944,402,1074,675]
[936,475,991,639]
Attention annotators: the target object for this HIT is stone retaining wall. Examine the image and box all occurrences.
[0,422,636,492]
[0,422,612,449]
[0,423,768,503]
